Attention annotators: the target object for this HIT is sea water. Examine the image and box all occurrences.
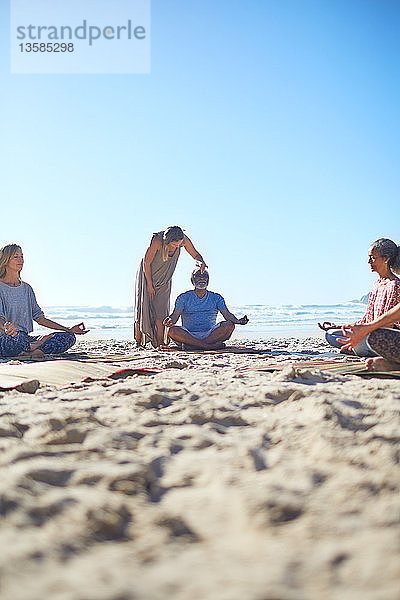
[36,302,367,341]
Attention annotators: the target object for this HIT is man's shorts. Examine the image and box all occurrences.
[180,323,220,340]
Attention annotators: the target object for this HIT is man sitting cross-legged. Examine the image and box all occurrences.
[163,269,248,350]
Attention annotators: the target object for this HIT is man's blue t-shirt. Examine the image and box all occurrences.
[174,290,227,333]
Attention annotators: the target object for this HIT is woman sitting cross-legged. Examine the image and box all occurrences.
[322,238,400,357]
[0,243,88,359]
[339,303,400,372]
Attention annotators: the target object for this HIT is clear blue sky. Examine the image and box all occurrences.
[1,0,399,308]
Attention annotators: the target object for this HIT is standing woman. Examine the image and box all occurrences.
[0,244,88,359]
[135,226,207,347]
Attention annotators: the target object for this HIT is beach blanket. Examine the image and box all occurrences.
[0,353,145,364]
[0,361,162,391]
[58,353,146,363]
[159,346,272,355]
[240,359,400,379]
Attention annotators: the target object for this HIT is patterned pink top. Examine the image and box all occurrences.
[359,277,400,327]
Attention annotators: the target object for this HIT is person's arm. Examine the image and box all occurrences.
[35,317,88,335]
[340,302,400,350]
[163,309,181,327]
[164,293,186,327]
[28,285,87,335]
[183,236,207,272]
[143,236,160,300]
[220,308,248,325]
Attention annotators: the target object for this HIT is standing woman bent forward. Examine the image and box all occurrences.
[0,244,88,359]
[135,226,207,347]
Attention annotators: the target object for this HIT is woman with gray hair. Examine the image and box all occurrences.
[322,238,400,356]
[134,226,207,347]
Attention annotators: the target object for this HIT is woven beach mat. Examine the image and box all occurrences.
[60,352,147,364]
[0,360,162,391]
[159,346,272,355]
[240,358,400,379]
[0,352,146,365]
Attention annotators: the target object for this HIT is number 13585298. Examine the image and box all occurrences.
[19,43,74,52]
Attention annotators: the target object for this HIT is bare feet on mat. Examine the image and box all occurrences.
[181,342,226,351]
[365,357,400,372]
[134,322,143,346]
[19,349,45,360]
[29,334,53,351]
[207,342,226,350]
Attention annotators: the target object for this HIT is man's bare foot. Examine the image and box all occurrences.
[18,349,45,360]
[365,357,400,372]
[181,342,226,351]
[29,334,53,352]
[207,342,226,350]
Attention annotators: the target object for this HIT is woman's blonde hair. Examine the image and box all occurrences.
[0,244,22,279]
[161,226,185,262]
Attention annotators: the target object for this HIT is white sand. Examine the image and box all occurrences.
[0,337,399,600]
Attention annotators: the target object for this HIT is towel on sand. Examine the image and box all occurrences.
[240,359,400,379]
[0,361,161,391]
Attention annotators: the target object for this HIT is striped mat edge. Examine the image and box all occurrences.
[240,359,400,379]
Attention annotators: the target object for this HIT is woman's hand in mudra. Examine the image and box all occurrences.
[318,321,339,331]
[338,323,370,351]
[69,322,89,335]
[4,322,18,337]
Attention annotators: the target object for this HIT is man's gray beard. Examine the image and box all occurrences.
[195,282,208,289]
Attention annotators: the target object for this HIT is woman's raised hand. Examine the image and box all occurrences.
[4,322,18,337]
[69,322,89,335]
[317,321,338,331]
[196,261,208,274]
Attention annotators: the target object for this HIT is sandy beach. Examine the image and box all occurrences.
[0,336,399,600]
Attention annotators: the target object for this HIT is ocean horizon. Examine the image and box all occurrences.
[34,301,368,340]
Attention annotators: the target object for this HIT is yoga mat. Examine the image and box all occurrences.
[0,361,162,390]
[159,346,272,355]
[240,359,400,379]
[0,353,146,364]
